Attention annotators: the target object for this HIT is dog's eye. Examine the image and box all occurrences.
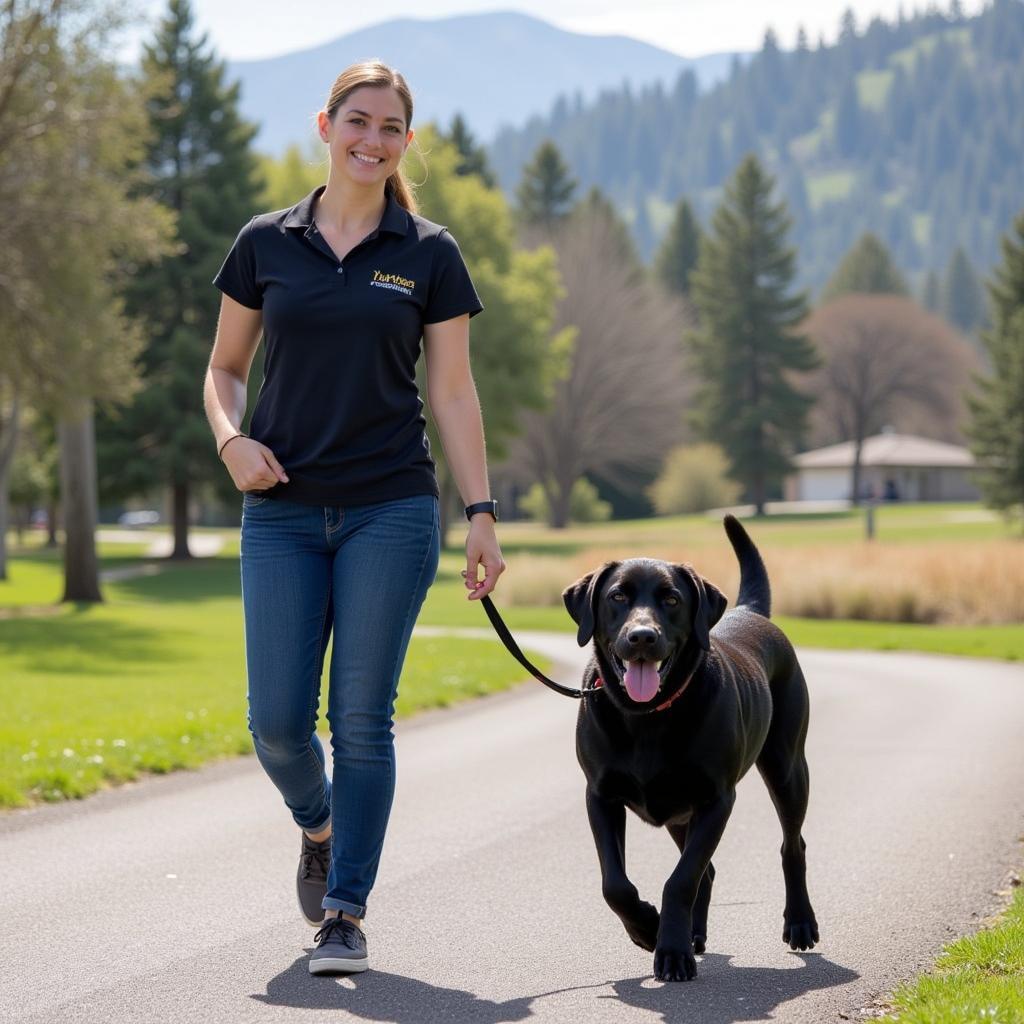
[609,591,626,603]
[663,594,680,607]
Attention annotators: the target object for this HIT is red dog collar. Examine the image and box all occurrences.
[591,670,695,712]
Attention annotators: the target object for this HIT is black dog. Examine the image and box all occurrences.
[563,515,818,982]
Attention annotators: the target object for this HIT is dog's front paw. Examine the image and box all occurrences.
[623,900,660,951]
[692,932,707,955]
[782,917,819,951]
[653,945,697,982]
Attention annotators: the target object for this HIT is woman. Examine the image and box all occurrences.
[203,60,505,976]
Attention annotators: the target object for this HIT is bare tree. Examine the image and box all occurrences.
[803,295,980,503]
[505,207,692,527]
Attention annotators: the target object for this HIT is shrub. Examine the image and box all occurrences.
[518,477,612,524]
[647,444,742,515]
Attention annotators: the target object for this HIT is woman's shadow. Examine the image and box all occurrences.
[252,948,859,1023]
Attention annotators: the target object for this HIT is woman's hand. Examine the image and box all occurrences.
[221,436,290,492]
[462,517,506,600]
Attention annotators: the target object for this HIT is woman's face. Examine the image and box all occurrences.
[318,86,413,189]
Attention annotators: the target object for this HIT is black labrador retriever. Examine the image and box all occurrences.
[563,515,818,982]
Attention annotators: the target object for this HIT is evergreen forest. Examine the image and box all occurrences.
[489,0,1024,294]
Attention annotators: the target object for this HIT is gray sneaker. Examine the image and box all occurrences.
[297,832,330,927]
[309,917,369,975]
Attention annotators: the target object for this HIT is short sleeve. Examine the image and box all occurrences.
[213,218,262,309]
[423,229,483,324]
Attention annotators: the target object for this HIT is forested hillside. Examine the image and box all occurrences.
[489,0,1024,294]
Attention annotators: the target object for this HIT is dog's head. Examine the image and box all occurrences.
[562,558,727,713]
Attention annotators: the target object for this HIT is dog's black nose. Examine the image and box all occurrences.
[626,625,658,650]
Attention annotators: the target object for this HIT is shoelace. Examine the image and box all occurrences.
[313,916,363,948]
[301,838,330,881]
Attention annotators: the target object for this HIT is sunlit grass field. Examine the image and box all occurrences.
[1,502,1021,807]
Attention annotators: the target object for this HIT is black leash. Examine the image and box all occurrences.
[479,594,594,700]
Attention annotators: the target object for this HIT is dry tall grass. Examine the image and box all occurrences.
[499,542,1024,625]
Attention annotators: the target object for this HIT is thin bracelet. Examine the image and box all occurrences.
[218,432,246,459]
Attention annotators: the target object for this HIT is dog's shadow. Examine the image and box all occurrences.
[607,952,860,1023]
[252,949,858,1023]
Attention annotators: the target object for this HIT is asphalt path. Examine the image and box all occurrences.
[2,634,1023,1024]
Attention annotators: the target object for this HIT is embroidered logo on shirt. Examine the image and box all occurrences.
[370,269,416,295]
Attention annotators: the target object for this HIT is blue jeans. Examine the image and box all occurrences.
[240,492,440,917]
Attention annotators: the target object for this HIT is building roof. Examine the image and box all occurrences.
[794,433,975,470]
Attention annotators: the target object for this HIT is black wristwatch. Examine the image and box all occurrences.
[465,499,499,522]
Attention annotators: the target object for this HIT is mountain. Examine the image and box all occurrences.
[489,1,1024,295]
[226,11,740,153]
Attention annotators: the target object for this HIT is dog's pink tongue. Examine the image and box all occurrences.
[624,661,660,702]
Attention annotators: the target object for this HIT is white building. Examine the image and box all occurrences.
[788,432,979,502]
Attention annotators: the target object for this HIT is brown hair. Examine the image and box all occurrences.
[325,60,417,213]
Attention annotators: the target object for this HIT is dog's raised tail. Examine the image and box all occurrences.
[723,514,771,618]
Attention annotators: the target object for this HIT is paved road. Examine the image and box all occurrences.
[2,636,1023,1024]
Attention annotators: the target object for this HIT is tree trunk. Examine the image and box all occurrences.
[171,479,191,559]
[0,396,20,581]
[752,472,766,517]
[850,436,865,506]
[548,478,572,529]
[46,500,59,547]
[59,398,102,603]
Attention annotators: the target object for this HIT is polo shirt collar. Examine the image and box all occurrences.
[282,186,409,237]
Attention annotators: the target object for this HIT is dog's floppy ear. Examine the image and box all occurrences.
[675,564,728,651]
[562,561,620,647]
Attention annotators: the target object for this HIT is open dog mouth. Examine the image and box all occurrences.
[609,651,677,703]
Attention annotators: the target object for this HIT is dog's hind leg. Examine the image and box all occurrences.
[667,823,714,954]
[586,788,660,951]
[756,672,819,951]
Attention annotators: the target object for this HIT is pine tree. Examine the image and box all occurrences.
[99,0,263,557]
[445,113,496,187]
[822,232,909,300]
[516,140,577,228]
[688,156,818,515]
[942,245,985,333]
[834,80,861,158]
[967,211,1024,525]
[654,197,703,298]
[572,187,641,277]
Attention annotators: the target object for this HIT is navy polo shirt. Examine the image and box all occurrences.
[213,186,482,506]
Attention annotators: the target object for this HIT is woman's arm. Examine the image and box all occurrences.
[423,314,505,599]
[204,294,289,491]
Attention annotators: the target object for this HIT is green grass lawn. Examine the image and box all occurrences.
[883,884,1024,1023]
[0,551,547,808]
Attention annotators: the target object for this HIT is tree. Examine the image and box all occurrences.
[403,127,567,543]
[923,269,942,312]
[822,232,909,301]
[804,295,977,502]
[259,141,325,211]
[942,245,985,334]
[99,0,263,559]
[654,198,703,299]
[444,113,496,187]
[506,199,691,528]
[572,187,642,278]
[834,80,861,159]
[688,156,818,515]
[0,0,172,595]
[515,140,577,229]
[967,211,1024,525]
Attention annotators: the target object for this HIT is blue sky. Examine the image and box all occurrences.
[125,0,987,61]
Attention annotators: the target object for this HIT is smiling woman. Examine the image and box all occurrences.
[202,59,506,977]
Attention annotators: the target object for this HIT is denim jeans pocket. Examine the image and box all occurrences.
[242,491,270,508]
